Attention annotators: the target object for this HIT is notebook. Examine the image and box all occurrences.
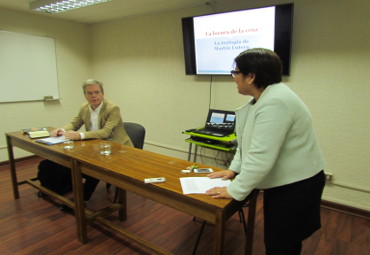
[191,109,235,137]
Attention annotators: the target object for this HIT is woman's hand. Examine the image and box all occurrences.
[207,170,236,180]
[205,170,236,199]
[205,186,232,199]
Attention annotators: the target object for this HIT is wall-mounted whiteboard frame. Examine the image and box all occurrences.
[0,30,59,103]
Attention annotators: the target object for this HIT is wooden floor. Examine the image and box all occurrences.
[0,157,369,255]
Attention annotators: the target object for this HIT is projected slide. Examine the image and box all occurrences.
[193,6,275,75]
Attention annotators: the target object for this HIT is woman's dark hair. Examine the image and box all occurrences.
[234,48,282,88]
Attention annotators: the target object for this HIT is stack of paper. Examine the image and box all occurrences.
[35,136,69,145]
[180,177,231,194]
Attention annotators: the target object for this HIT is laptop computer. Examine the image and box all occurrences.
[191,109,236,137]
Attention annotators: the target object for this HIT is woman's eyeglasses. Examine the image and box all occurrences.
[230,70,242,77]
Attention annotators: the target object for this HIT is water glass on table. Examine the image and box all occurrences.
[99,142,111,155]
[64,140,74,150]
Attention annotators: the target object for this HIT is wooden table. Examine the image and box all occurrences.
[6,131,257,255]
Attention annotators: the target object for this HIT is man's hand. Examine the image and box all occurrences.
[64,131,81,140]
[207,170,236,180]
[50,128,64,137]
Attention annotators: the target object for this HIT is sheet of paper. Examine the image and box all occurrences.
[179,177,231,194]
[35,136,69,145]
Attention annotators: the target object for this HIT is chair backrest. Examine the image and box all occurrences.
[123,122,146,149]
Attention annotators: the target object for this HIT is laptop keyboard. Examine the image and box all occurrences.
[192,129,233,137]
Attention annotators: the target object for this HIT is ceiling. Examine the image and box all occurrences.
[0,0,215,24]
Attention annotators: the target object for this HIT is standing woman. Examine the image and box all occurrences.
[206,48,325,254]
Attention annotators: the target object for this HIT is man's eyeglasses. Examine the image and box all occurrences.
[230,70,242,77]
[85,91,101,96]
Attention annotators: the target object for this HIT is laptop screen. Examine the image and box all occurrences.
[209,112,226,123]
[207,109,235,124]
[188,109,235,136]
[225,113,236,122]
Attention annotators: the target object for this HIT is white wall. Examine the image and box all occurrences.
[0,0,369,211]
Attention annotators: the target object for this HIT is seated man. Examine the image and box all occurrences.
[38,79,133,204]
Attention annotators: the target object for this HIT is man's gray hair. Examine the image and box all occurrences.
[82,79,104,93]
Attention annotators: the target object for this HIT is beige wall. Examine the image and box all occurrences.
[90,0,370,210]
[0,8,91,159]
[0,0,369,210]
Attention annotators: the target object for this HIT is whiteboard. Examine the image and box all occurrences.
[0,31,59,103]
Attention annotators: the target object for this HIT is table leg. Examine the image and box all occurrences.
[6,135,19,199]
[213,211,225,255]
[116,188,127,221]
[245,192,258,255]
[71,159,87,243]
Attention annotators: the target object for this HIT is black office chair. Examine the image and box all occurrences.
[106,122,146,199]
[123,122,146,149]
